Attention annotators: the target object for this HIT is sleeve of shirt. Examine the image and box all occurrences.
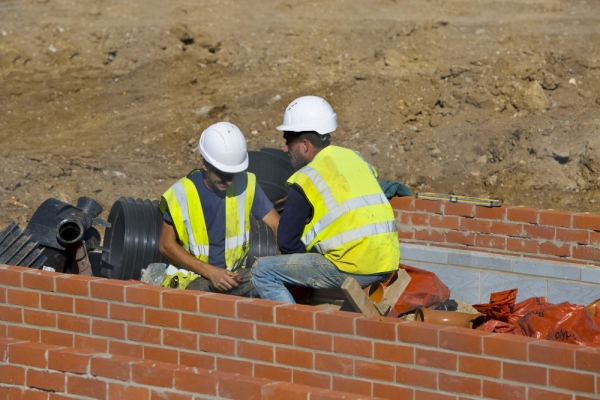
[251,182,275,220]
[277,185,311,254]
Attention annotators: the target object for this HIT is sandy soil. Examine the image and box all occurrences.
[1,0,600,231]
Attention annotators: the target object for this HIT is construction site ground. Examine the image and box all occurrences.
[1,0,600,231]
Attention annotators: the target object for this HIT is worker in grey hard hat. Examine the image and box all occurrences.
[158,122,279,296]
[252,96,401,303]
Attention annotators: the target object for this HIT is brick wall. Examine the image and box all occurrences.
[1,265,599,399]
[391,196,600,265]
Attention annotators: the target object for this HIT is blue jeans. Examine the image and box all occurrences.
[251,253,392,303]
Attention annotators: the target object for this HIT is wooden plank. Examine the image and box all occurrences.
[341,277,381,316]
[375,269,411,316]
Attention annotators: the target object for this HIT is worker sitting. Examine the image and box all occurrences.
[252,96,400,303]
[158,122,279,296]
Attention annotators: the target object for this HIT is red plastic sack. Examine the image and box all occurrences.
[392,264,451,316]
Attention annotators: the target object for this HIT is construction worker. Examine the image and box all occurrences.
[251,96,400,303]
[158,122,279,296]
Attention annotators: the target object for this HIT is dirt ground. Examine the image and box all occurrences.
[1,0,600,232]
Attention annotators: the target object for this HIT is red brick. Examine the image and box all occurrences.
[331,376,372,396]
[8,288,39,307]
[109,340,143,359]
[573,246,600,262]
[24,309,57,327]
[145,308,179,328]
[549,368,595,393]
[199,335,235,355]
[293,370,331,390]
[444,202,475,218]
[415,389,459,400]
[374,383,414,400]
[374,342,414,364]
[333,336,372,358]
[482,379,526,400]
[491,221,523,237]
[528,388,573,400]
[276,304,320,329]
[576,347,600,372]
[90,279,129,301]
[507,238,538,254]
[276,347,313,368]
[56,274,94,296]
[9,341,52,368]
[108,383,150,400]
[90,354,135,381]
[573,213,600,231]
[23,270,55,292]
[503,361,547,385]
[238,340,273,362]
[356,316,397,341]
[0,304,23,322]
[523,225,556,240]
[556,227,590,244]
[217,373,271,400]
[484,334,532,361]
[530,341,575,368]
[355,359,395,382]
[439,372,481,396]
[459,354,501,377]
[144,345,178,364]
[27,369,65,392]
[179,351,215,370]
[255,363,293,382]
[415,198,443,214]
[163,328,198,350]
[315,353,354,375]
[41,293,73,313]
[127,324,161,344]
[256,324,293,345]
[446,231,476,246]
[162,290,200,312]
[475,206,507,220]
[416,348,457,371]
[539,210,573,228]
[110,303,144,322]
[294,330,333,351]
[415,228,445,242]
[539,242,571,257]
[126,285,162,306]
[0,287,5,303]
[429,215,460,230]
[67,375,107,399]
[216,356,253,375]
[173,367,218,396]
[149,390,193,400]
[460,218,492,233]
[237,299,278,322]
[92,320,126,339]
[75,335,108,353]
[396,365,437,389]
[397,321,440,346]
[398,229,414,240]
[131,360,177,388]
[475,234,506,250]
[181,313,217,333]
[0,267,22,286]
[48,347,93,374]
[0,365,25,385]
[41,330,73,347]
[218,318,254,339]
[590,231,600,246]
[199,293,238,317]
[57,314,90,333]
[440,327,488,354]
[7,325,39,342]
[507,206,538,223]
[390,196,414,211]
[75,298,108,317]
[410,213,430,226]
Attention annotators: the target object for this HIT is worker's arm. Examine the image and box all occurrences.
[158,220,239,291]
[261,208,280,249]
[277,186,311,254]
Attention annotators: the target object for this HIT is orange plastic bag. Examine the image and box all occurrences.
[392,264,451,316]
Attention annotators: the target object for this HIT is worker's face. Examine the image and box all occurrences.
[203,162,235,192]
[284,133,309,171]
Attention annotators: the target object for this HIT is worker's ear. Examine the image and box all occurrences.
[301,138,311,153]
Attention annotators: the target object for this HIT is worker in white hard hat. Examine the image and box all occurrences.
[251,96,400,303]
[158,122,280,296]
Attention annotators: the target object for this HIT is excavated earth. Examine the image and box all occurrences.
[1,0,600,234]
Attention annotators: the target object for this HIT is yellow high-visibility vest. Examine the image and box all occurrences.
[287,146,400,274]
[159,170,256,270]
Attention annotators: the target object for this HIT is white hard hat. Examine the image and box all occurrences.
[276,96,337,135]
[198,122,249,173]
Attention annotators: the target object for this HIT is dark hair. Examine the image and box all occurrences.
[284,131,330,148]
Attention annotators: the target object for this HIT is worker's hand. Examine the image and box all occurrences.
[206,267,240,291]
